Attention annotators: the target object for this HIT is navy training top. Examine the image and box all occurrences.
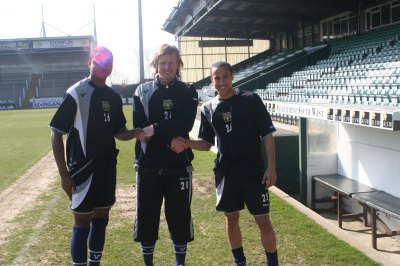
[133,77,198,168]
[198,90,276,169]
[50,78,126,169]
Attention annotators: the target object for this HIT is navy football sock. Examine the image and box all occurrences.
[141,241,156,266]
[232,246,246,266]
[173,241,187,266]
[88,218,109,266]
[71,226,90,265]
[266,250,278,266]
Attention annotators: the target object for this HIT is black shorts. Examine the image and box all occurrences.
[69,155,117,213]
[214,165,270,216]
[134,165,194,243]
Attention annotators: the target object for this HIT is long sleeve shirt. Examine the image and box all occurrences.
[133,78,198,168]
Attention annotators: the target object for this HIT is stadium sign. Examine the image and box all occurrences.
[266,102,326,119]
[0,41,30,50]
[265,101,400,131]
[0,103,15,110]
[33,38,91,49]
[30,98,63,109]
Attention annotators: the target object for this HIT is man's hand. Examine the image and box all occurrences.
[60,172,75,200]
[115,127,143,141]
[262,167,277,189]
[143,125,154,137]
[133,128,143,138]
[138,125,154,143]
[138,129,150,143]
[170,136,188,153]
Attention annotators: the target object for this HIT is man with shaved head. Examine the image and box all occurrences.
[50,46,140,266]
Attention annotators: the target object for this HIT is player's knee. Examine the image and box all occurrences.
[255,215,273,231]
[73,211,93,228]
[92,207,111,219]
[225,213,240,227]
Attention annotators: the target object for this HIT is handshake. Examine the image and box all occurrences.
[132,125,155,142]
[132,126,189,154]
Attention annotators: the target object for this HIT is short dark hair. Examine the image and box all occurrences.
[210,61,233,75]
[150,44,184,78]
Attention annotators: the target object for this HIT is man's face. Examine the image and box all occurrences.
[211,66,234,99]
[89,49,113,80]
[157,53,179,84]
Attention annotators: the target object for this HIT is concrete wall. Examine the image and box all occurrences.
[337,124,400,198]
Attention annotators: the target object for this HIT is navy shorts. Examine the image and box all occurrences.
[69,154,117,213]
[214,165,270,216]
[134,165,194,243]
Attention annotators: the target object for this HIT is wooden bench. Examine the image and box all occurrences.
[352,191,400,249]
[313,174,400,249]
[312,174,377,228]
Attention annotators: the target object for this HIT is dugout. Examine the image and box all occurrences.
[265,126,300,196]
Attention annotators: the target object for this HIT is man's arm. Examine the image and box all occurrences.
[169,106,215,153]
[50,129,74,199]
[133,96,150,129]
[171,136,212,152]
[262,134,277,188]
[115,127,142,141]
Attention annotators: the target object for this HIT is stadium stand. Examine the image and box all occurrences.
[0,36,92,108]
[0,72,29,101]
[197,84,216,103]
[38,70,89,97]
[264,25,400,107]
[196,48,309,103]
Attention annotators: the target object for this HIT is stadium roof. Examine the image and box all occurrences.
[163,0,376,39]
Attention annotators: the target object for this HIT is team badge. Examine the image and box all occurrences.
[102,101,111,112]
[222,111,232,123]
[163,99,173,110]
